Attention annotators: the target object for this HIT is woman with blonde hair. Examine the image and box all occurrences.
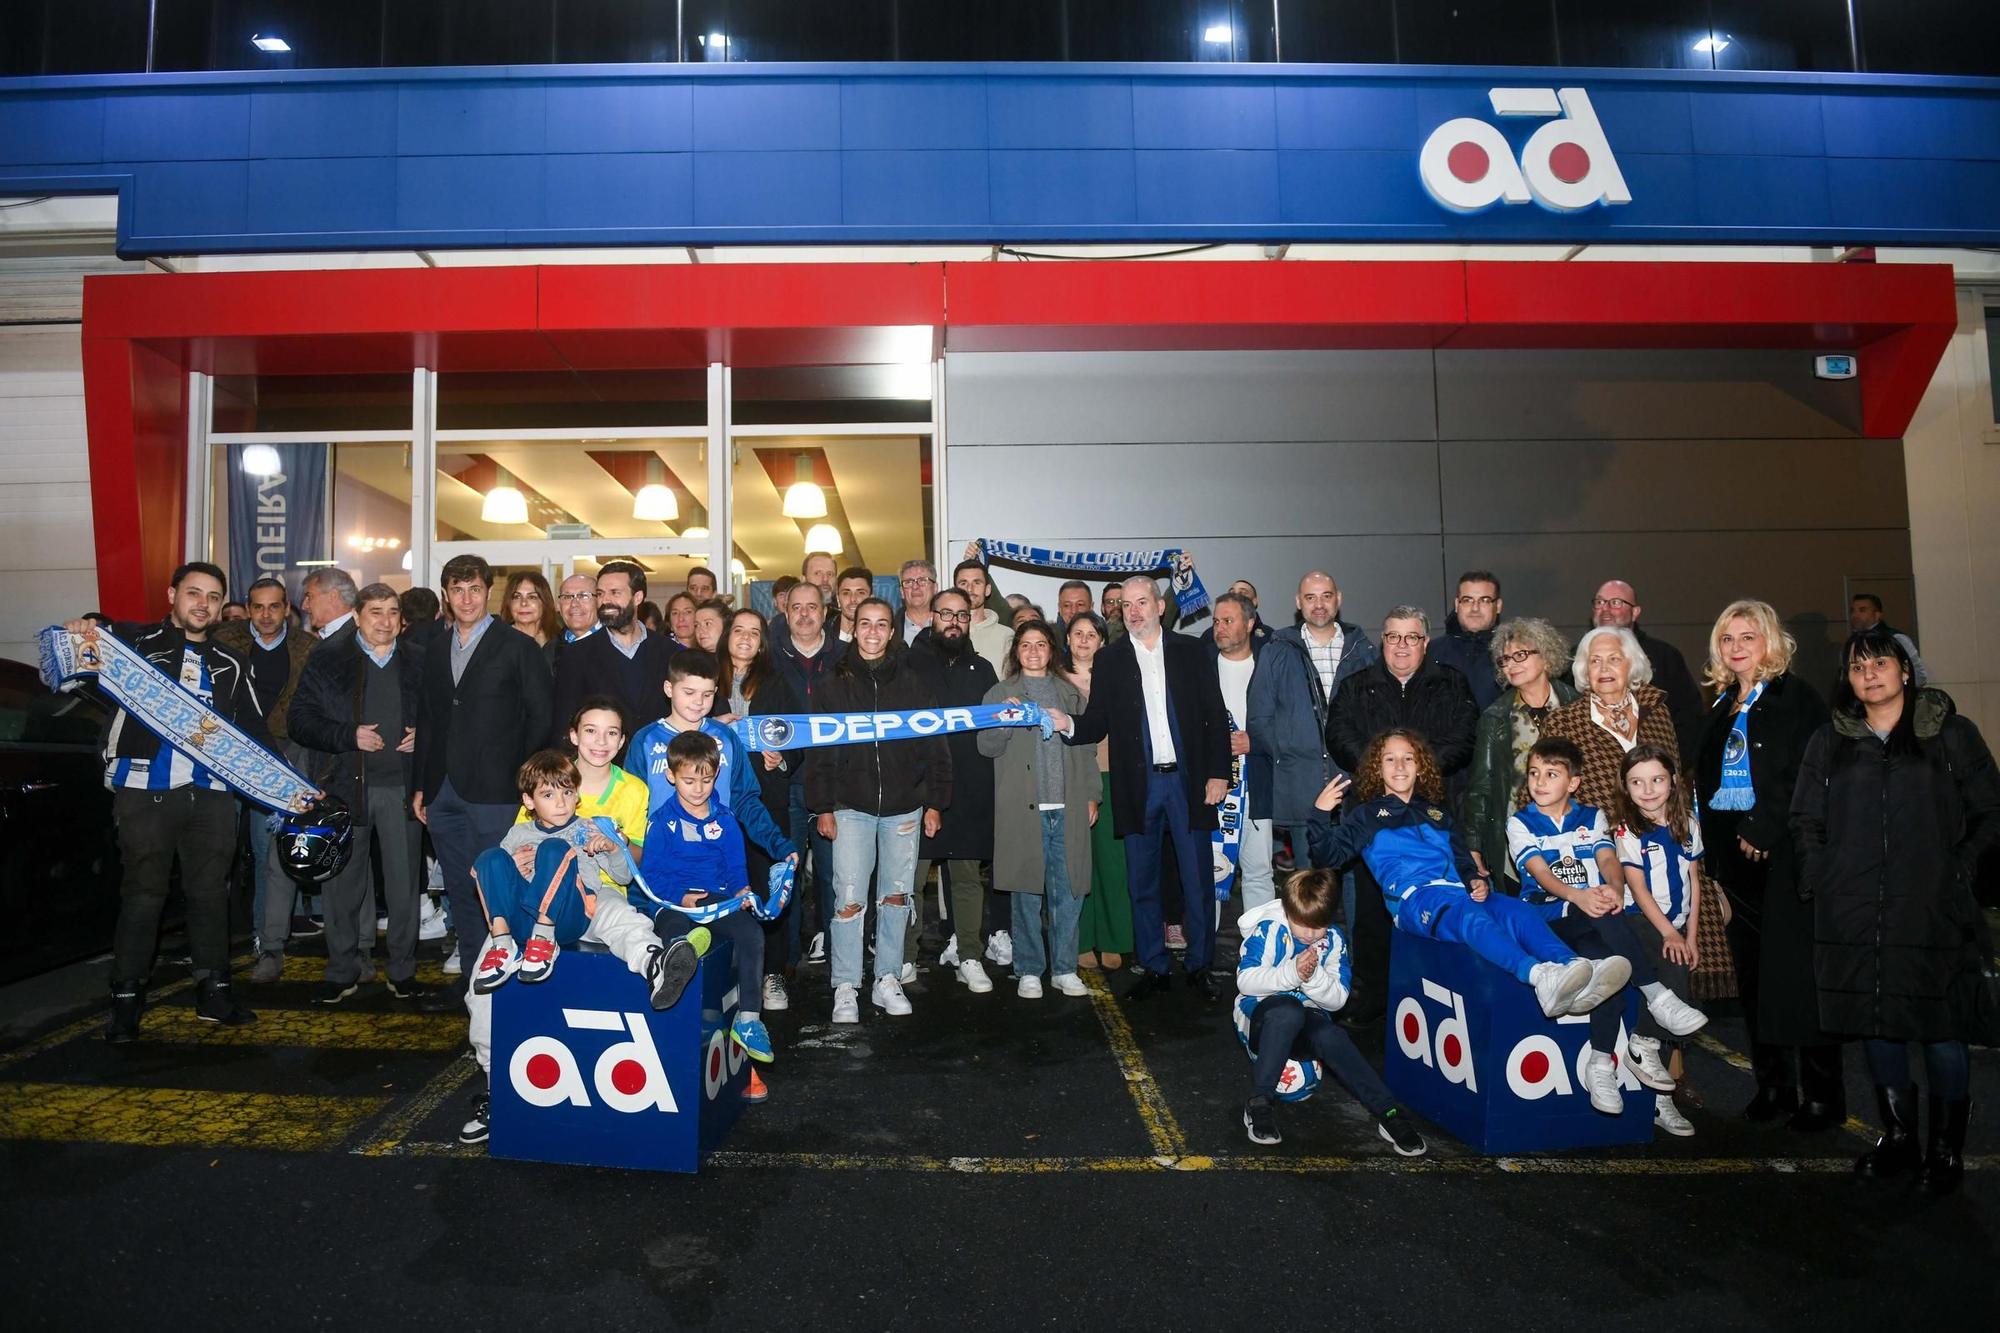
[1694,598,1840,1131]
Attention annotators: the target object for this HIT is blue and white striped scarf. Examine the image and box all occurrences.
[974,540,1212,620]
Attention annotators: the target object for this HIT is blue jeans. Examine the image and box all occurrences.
[428,779,523,975]
[1012,809,1083,979]
[1123,769,1215,974]
[471,839,597,944]
[828,807,919,989]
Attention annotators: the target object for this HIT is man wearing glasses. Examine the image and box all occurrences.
[544,573,600,673]
[1589,579,1703,755]
[1325,605,1480,1022]
[1429,569,1506,709]
[895,559,939,646]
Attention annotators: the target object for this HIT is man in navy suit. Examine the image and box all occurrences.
[1046,575,1231,1000]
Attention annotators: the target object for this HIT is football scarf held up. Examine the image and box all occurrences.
[975,540,1213,621]
[1211,708,1248,902]
[38,624,317,814]
[728,699,1053,754]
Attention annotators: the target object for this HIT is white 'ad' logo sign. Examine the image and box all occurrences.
[1419,88,1631,214]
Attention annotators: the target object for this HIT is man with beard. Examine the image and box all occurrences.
[549,559,672,751]
[908,588,1001,989]
[1427,570,1505,710]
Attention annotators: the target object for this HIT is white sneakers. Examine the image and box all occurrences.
[939,937,960,968]
[441,950,463,977]
[831,984,860,1024]
[762,974,790,1011]
[1585,1052,1625,1115]
[872,974,913,1016]
[1646,988,1709,1037]
[1051,973,1090,997]
[805,932,827,965]
[985,930,1013,968]
[1654,1094,1696,1137]
[1625,1035,1676,1091]
[1530,959,1594,1017]
[900,962,918,986]
[1017,975,1044,999]
[1565,955,1633,1015]
[417,894,449,942]
[957,958,994,993]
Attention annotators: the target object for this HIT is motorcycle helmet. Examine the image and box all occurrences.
[275,797,354,883]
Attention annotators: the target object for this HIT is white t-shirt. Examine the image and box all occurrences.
[1216,653,1254,730]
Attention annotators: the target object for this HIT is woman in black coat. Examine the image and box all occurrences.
[1694,600,1840,1130]
[1792,629,2000,1193]
[719,608,804,1008]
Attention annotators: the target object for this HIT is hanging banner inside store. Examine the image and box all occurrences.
[227,443,329,601]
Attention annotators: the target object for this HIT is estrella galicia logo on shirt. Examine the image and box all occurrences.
[756,716,793,749]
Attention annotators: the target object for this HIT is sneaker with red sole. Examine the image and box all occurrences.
[471,936,519,993]
[743,1068,770,1104]
[516,922,560,983]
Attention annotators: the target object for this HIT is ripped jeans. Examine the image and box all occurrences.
[828,807,921,990]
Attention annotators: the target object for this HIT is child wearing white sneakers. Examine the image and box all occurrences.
[1506,736,1708,1120]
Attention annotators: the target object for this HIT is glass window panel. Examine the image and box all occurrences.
[1555,0,1710,69]
[436,370,706,432]
[38,0,150,75]
[733,435,929,593]
[677,1,895,62]
[1856,0,2000,75]
[1276,0,1398,63]
[208,440,412,604]
[385,0,555,67]
[731,366,932,427]
[556,0,680,63]
[1393,0,1558,66]
[1067,1,1262,62]
[154,1,385,71]
[894,0,1070,61]
[432,438,711,549]
[212,374,412,433]
[0,2,49,76]
[1708,0,1853,72]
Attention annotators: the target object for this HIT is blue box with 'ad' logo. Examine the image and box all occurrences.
[490,940,747,1173]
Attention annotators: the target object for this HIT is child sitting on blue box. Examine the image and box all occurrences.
[1506,735,1709,1120]
[1310,728,1629,1019]
[637,728,777,1070]
[1613,743,1711,1139]
[1237,866,1428,1155]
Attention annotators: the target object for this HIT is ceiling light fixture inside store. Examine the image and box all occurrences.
[239,443,282,477]
[251,34,292,53]
[481,467,529,525]
[401,551,413,571]
[1202,24,1232,44]
[682,526,710,540]
[803,523,843,556]
[730,558,747,583]
[633,456,679,521]
[781,454,828,519]
[1692,34,1731,53]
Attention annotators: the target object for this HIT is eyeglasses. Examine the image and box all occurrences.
[556,592,597,604]
[1592,597,1635,611]
[1382,632,1428,647]
[900,576,934,587]
[1497,648,1540,665]
[1456,595,1498,608]
[933,610,971,623]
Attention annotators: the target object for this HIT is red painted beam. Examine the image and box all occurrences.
[82,337,188,618]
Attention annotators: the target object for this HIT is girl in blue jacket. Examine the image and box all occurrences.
[1309,729,1628,1017]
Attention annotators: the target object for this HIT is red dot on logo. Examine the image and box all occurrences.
[1442,1034,1463,1065]
[525,1053,561,1089]
[1520,1050,1550,1084]
[1402,1013,1422,1044]
[610,1058,648,1097]
[709,1047,722,1078]
[1549,142,1591,185]
[1447,141,1490,184]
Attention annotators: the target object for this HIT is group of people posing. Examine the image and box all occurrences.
[74,550,1994,1187]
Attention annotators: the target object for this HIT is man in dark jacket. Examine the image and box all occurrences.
[1592,579,1704,757]
[1049,575,1231,1000]
[543,572,600,673]
[1427,570,1504,710]
[772,579,843,962]
[287,583,434,1005]
[807,599,952,1023]
[71,562,264,1039]
[907,588,999,986]
[550,560,668,750]
[1326,604,1480,1021]
[411,554,552,977]
[1255,572,1377,867]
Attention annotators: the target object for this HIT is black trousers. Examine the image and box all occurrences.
[1345,864,1395,1019]
[1248,996,1394,1114]
[1725,889,1844,1107]
[112,786,238,986]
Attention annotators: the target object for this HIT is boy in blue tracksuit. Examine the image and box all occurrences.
[1308,728,1630,1019]
[1237,867,1426,1154]
[629,650,796,866]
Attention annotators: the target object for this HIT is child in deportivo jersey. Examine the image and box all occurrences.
[515,695,652,896]
[1236,868,1427,1155]
[1614,744,1709,1138]
[1507,735,1708,1117]
[1310,729,1629,1020]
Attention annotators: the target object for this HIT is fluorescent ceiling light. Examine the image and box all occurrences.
[239,443,282,476]
[633,483,678,522]
[251,34,292,53]
[1693,34,1731,53]
[1202,24,1232,44]
[803,523,843,556]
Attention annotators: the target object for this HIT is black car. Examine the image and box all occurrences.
[0,657,126,985]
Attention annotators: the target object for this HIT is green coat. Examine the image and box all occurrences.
[977,675,1097,897]
[1463,678,1579,888]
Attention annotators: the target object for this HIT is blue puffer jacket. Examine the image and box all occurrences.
[1247,622,1377,824]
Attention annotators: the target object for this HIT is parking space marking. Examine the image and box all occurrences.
[141,1006,468,1051]
[350,1053,479,1157]
[691,1149,2000,1176]
[0,1081,390,1152]
[1693,1033,1874,1141]
[0,973,203,1072]
[1082,969,1193,1162]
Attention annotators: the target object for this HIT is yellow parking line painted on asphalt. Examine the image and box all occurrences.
[0,973,206,1072]
[351,1053,479,1157]
[691,1149,2000,1176]
[138,1005,468,1051]
[273,957,460,987]
[1693,1032,1875,1142]
[0,1081,390,1152]
[1082,968,1193,1162]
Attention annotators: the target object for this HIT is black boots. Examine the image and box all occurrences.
[1917,1096,1970,1197]
[1854,1084,1921,1180]
[1744,1084,1799,1122]
[104,981,145,1044]
[1789,1043,1847,1132]
[194,975,257,1026]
